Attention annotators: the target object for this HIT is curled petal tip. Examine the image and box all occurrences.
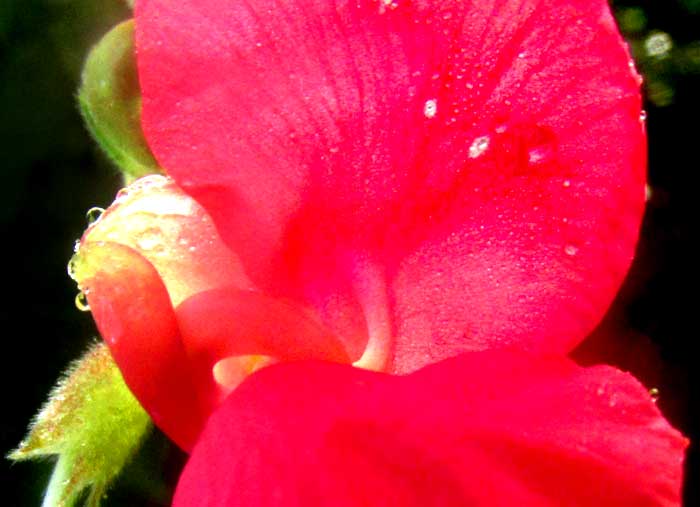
[77,241,206,451]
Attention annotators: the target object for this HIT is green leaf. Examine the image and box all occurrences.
[9,343,151,507]
[78,20,161,183]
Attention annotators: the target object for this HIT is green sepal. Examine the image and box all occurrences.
[9,343,151,507]
[78,20,161,183]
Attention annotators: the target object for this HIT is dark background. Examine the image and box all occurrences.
[1,0,697,505]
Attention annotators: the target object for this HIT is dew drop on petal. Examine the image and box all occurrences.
[649,387,660,403]
[645,184,653,202]
[639,110,648,122]
[136,227,165,254]
[423,99,438,118]
[522,125,557,166]
[115,187,130,201]
[563,179,571,188]
[564,244,579,256]
[75,291,90,312]
[85,207,105,226]
[377,0,396,14]
[468,135,490,158]
[528,149,546,164]
[67,253,79,281]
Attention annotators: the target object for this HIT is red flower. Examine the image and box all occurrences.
[73,0,682,497]
[174,351,686,506]
[134,0,647,372]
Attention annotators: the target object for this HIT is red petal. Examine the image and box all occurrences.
[136,0,645,369]
[175,286,351,403]
[173,351,686,506]
[77,242,206,451]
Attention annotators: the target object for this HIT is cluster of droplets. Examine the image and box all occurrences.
[67,206,106,312]
[468,136,490,158]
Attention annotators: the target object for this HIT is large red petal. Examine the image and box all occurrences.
[76,242,206,451]
[136,0,645,369]
[173,351,686,506]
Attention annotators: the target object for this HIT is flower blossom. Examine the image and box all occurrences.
[71,0,687,502]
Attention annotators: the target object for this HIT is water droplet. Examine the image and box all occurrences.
[524,125,557,166]
[136,228,165,253]
[377,0,395,14]
[73,239,81,253]
[115,187,130,201]
[639,110,647,122]
[85,207,105,226]
[431,73,440,80]
[465,82,474,89]
[75,291,90,312]
[564,244,578,256]
[562,179,571,188]
[528,149,547,164]
[517,51,526,59]
[442,12,452,20]
[649,387,660,402]
[423,99,438,118]
[468,135,490,158]
[67,253,79,281]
